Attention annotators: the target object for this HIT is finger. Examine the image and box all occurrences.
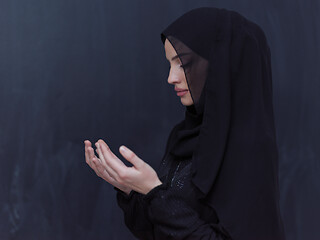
[84,140,93,166]
[92,157,116,182]
[95,146,118,180]
[87,146,95,168]
[88,144,98,160]
[92,158,131,191]
[84,141,94,169]
[88,147,101,176]
[96,139,120,161]
[96,140,127,172]
[85,141,108,178]
[91,157,105,178]
[119,145,144,169]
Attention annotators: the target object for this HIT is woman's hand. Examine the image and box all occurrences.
[84,140,132,195]
[84,139,162,195]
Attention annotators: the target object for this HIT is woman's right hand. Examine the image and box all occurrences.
[84,140,132,195]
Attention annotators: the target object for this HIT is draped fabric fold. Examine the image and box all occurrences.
[160,7,286,240]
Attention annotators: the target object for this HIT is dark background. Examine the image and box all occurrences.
[0,0,319,239]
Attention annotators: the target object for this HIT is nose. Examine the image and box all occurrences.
[167,68,179,85]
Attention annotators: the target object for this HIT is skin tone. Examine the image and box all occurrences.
[84,139,162,195]
[84,38,191,196]
[164,38,193,106]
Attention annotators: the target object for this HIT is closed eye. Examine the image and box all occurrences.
[179,61,192,69]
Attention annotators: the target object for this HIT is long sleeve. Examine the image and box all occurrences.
[113,124,181,240]
[114,123,232,240]
[114,187,154,240]
[140,165,232,240]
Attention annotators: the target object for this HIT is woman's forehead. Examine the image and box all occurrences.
[164,39,177,59]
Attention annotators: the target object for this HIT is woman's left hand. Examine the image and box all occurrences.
[91,139,162,195]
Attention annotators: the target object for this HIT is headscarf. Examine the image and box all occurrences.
[161,7,286,240]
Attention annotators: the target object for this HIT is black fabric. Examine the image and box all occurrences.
[168,105,202,160]
[115,123,229,239]
[159,7,286,240]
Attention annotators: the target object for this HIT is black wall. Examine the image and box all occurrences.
[0,1,319,239]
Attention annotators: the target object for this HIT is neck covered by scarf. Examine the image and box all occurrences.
[168,105,202,159]
[161,7,286,240]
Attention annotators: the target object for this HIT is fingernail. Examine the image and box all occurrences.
[120,146,126,152]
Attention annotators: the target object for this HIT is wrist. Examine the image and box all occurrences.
[154,179,162,187]
[145,179,162,194]
[124,189,132,195]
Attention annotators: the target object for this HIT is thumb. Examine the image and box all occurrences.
[119,145,144,169]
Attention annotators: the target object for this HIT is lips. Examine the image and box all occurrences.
[175,87,188,92]
[176,90,188,96]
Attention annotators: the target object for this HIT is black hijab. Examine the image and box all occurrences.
[161,7,286,240]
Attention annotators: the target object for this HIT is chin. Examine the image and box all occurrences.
[181,98,193,106]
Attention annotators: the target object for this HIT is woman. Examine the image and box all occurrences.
[84,7,286,240]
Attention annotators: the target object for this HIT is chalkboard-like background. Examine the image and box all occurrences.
[0,1,319,239]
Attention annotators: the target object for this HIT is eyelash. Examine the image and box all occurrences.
[179,61,191,69]
[167,61,190,70]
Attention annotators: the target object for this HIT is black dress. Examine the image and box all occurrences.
[113,7,287,240]
[114,124,230,240]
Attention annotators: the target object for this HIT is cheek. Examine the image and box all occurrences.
[171,68,186,81]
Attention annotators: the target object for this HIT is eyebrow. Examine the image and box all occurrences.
[170,52,191,61]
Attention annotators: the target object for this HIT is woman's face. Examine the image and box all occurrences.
[164,39,193,106]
